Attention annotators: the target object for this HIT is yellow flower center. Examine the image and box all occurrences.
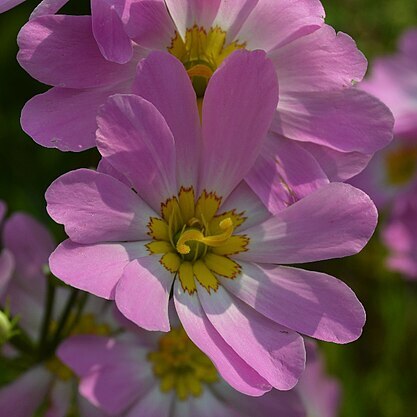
[146,187,249,294]
[168,25,246,97]
[45,314,111,381]
[385,144,417,186]
[148,327,218,400]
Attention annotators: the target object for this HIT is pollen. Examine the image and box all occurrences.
[148,327,218,400]
[168,25,246,97]
[146,187,249,294]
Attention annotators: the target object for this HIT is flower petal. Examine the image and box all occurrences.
[214,380,305,417]
[237,183,377,264]
[17,15,137,88]
[125,0,176,50]
[221,262,365,343]
[21,82,131,152]
[198,285,306,390]
[132,51,200,187]
[199,50,278,199]
[297,341,341,417]
[174,280,272,396]
[274,88,394,154]
[115,257,172,331]
[174,388,241,417]
[245,132,329,214]
[0,367,52,417]
[165,0,220,35]
[221,182,271,232]
[59,335,151,414]
[269,25,366,93]
[46,380,72,417]
[30,0,69,19]
[299,141,373,182]
[212,0,257,42]
[49,239,148,299]
[46,169,156,244]
[0,0,25,13]
[0,250,14,298]
[91,0,133,64]
[125,385,173,417]
[97,94,177,212]
[97,158,131,187]
[4,213,55,279]
[236,0,324,51]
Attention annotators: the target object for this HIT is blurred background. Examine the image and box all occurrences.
[0,1,416,416]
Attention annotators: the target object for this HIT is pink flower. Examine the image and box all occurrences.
[350,28,417,208]
[0,0,67,15]
[298,341,341,417]
[382,184,417,279]
[0,207,112,417]
[349,28,417,278]
[19,0,393,192]
[58,324,306,417]
[47,51,377,395]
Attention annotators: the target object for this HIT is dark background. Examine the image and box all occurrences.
[1,1,416,416]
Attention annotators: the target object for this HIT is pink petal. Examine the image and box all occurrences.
[0,367,52,417]
[59,335,149,414]
[274,88,394,154]
[46,169,156,244]
[215,380,305,417]
[97,94,177,212]
[17,15,137,88]
[0,0,25,13]
[221,262,365,343]
[115,257,172,331]
[299,141,373,182]
[221,182,271,232]
[212,0,257,42]
[21,81,131,152]
[236,0,325,51]
[4,213,55,279]
[245,132,329,214]
[199,50,278,199]
[49,239,148,299]
[174,280,271,396]
[269,25,366,93]
[97,158,131,187]
[30,0,69,19]
[400,28,417,57]
[165,0,220,35]
[125,0,175,50]
[297,341,341,417]
[238,183,377,264]
[132,51,201,187]
[124,386,173,417]
[198,285,306,390]
[91,0,133,64]
[45,380,72,417]
[78,395,111,417]
[174,388,241,417]
[0,249,14,298]
[0,200,6,224]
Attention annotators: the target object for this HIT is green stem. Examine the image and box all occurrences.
[64,292,89,338]
[49,288,79,351]
[37,276,56,358]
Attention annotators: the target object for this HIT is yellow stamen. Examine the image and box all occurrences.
[176,217,234,254]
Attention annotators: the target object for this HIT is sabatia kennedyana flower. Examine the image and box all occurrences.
[349,28,417,278]
[19,0,393,193]
[47,51,377,395]
[351,28,417,209]
[0,207,112,417]
[58,320,307,417]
